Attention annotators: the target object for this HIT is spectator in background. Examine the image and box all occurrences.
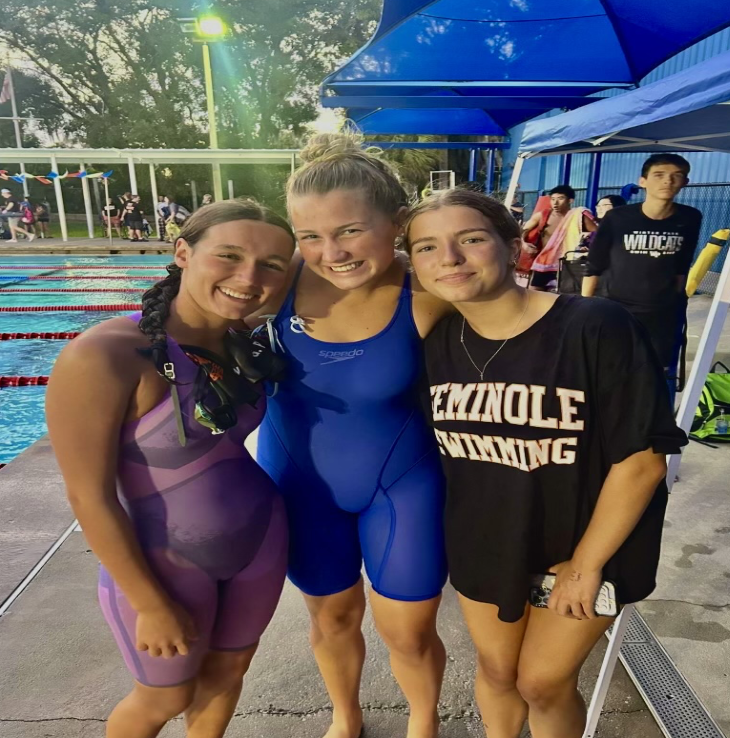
[119,191,133,239]
[123,194,147,243]
[20,197,36,236]
[102,198,123,238]
[34,201,50,238]
[201,193,214,206]
[2,188,35,242]
[595,195,627,223]
[509,184,525,224]
[521,185,596,291]
[155,195,169,242]
[582,154,702,370]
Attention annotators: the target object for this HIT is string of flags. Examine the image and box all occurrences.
[0,169,113,185]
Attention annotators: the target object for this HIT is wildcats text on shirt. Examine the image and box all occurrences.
[430,382,585,472]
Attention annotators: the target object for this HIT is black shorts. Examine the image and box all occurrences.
[127,220,144,230]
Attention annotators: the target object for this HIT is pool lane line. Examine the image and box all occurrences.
[0,304,143,312]
[0,520,79,618]
[1,289,144,293]
[0,265,164,270]
[12,276,160,281]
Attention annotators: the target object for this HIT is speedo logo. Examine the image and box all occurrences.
[319,349,365,365]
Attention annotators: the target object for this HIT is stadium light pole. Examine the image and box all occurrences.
[180,15,227,202]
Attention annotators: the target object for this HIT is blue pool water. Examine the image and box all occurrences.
[0,256,169,464]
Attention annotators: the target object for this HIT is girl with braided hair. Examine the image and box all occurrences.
[46,199,295,738]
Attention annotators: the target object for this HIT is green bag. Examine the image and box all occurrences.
[690,362,730,442]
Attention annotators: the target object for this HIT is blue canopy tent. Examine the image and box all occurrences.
[322,0,730,135]
[507,49,730,210]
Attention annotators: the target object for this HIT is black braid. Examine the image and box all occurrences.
[137,262,182,381]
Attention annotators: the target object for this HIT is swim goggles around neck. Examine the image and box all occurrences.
[167,328,286,444]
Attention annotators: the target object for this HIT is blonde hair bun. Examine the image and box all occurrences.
[298,132,368,164]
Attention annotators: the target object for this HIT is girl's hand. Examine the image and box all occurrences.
[135,601,198,658]
[547,561,602,620]
[521,241,538,254]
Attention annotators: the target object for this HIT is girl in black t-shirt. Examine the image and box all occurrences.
[405,189,686,738]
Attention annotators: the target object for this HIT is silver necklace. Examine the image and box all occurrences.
[460,292,530,381]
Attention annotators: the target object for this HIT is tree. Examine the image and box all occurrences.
[0,0,381,150]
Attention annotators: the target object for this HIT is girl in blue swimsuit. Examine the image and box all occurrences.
[256,133,451,738]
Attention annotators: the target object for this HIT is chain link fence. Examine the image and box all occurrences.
[519,184,730,294]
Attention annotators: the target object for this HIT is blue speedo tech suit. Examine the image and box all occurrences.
[257,265,447,601]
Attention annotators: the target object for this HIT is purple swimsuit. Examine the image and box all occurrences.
[98,315,287,687]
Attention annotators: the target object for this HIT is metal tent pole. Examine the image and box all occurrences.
[667,247,730,484]
[504,155,525,212]
[586,153,603,211]
[468,148,477,181]
[561,154,573,186]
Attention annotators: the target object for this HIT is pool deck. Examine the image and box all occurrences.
[0,238,173,256]
[0,294,728,738]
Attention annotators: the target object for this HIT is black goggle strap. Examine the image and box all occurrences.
[251,316,282,397]
[163,362,187,447]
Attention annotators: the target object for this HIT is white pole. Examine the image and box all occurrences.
[149,163,160,240]
[6,69,29,198]
[50,155,68,242]
[291,152,296,175]
[191,180,198,210]
[202,42,224,202]
[504,154,526,211]
[127,156,138,195]
[79,163,95,239]
[227,179,234,199]
[583,605,635,737]
[102,176,113,246]
[667,251,730,486]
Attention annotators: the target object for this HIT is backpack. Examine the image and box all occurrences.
[174,205,191,223]
[690,362,730,442]
[21,204,34,224]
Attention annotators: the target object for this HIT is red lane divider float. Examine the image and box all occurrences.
[0,265,164,270]
[1,332,80,339]
[2,289,144,293]
[0,376,50,387]
[23,275,159,281]
[0,304,142,312]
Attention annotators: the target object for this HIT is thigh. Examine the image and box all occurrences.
[518,606,612,688]
[98,554,218,688]
[360,450,447,602]
[211,496,288,651]
[459,594,528,680]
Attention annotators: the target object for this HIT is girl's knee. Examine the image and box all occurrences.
[132,680,196,721]
[378,623,436,659]
[516,671,576,708]
[310,602,365,639]
[200,648,257,688]
[476,654,519,693]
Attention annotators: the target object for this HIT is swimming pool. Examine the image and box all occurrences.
[0,256,169,465]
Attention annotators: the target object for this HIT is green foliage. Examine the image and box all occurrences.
[0,0,382,208]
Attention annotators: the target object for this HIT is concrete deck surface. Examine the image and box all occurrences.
[0,237,172,255]
[0,293,728,737]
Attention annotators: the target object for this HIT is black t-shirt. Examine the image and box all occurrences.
[423,296,687,622]
[124,201,143,221]
[3,197,20,214]
[104,204,119,218]
[586,203,702,310]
